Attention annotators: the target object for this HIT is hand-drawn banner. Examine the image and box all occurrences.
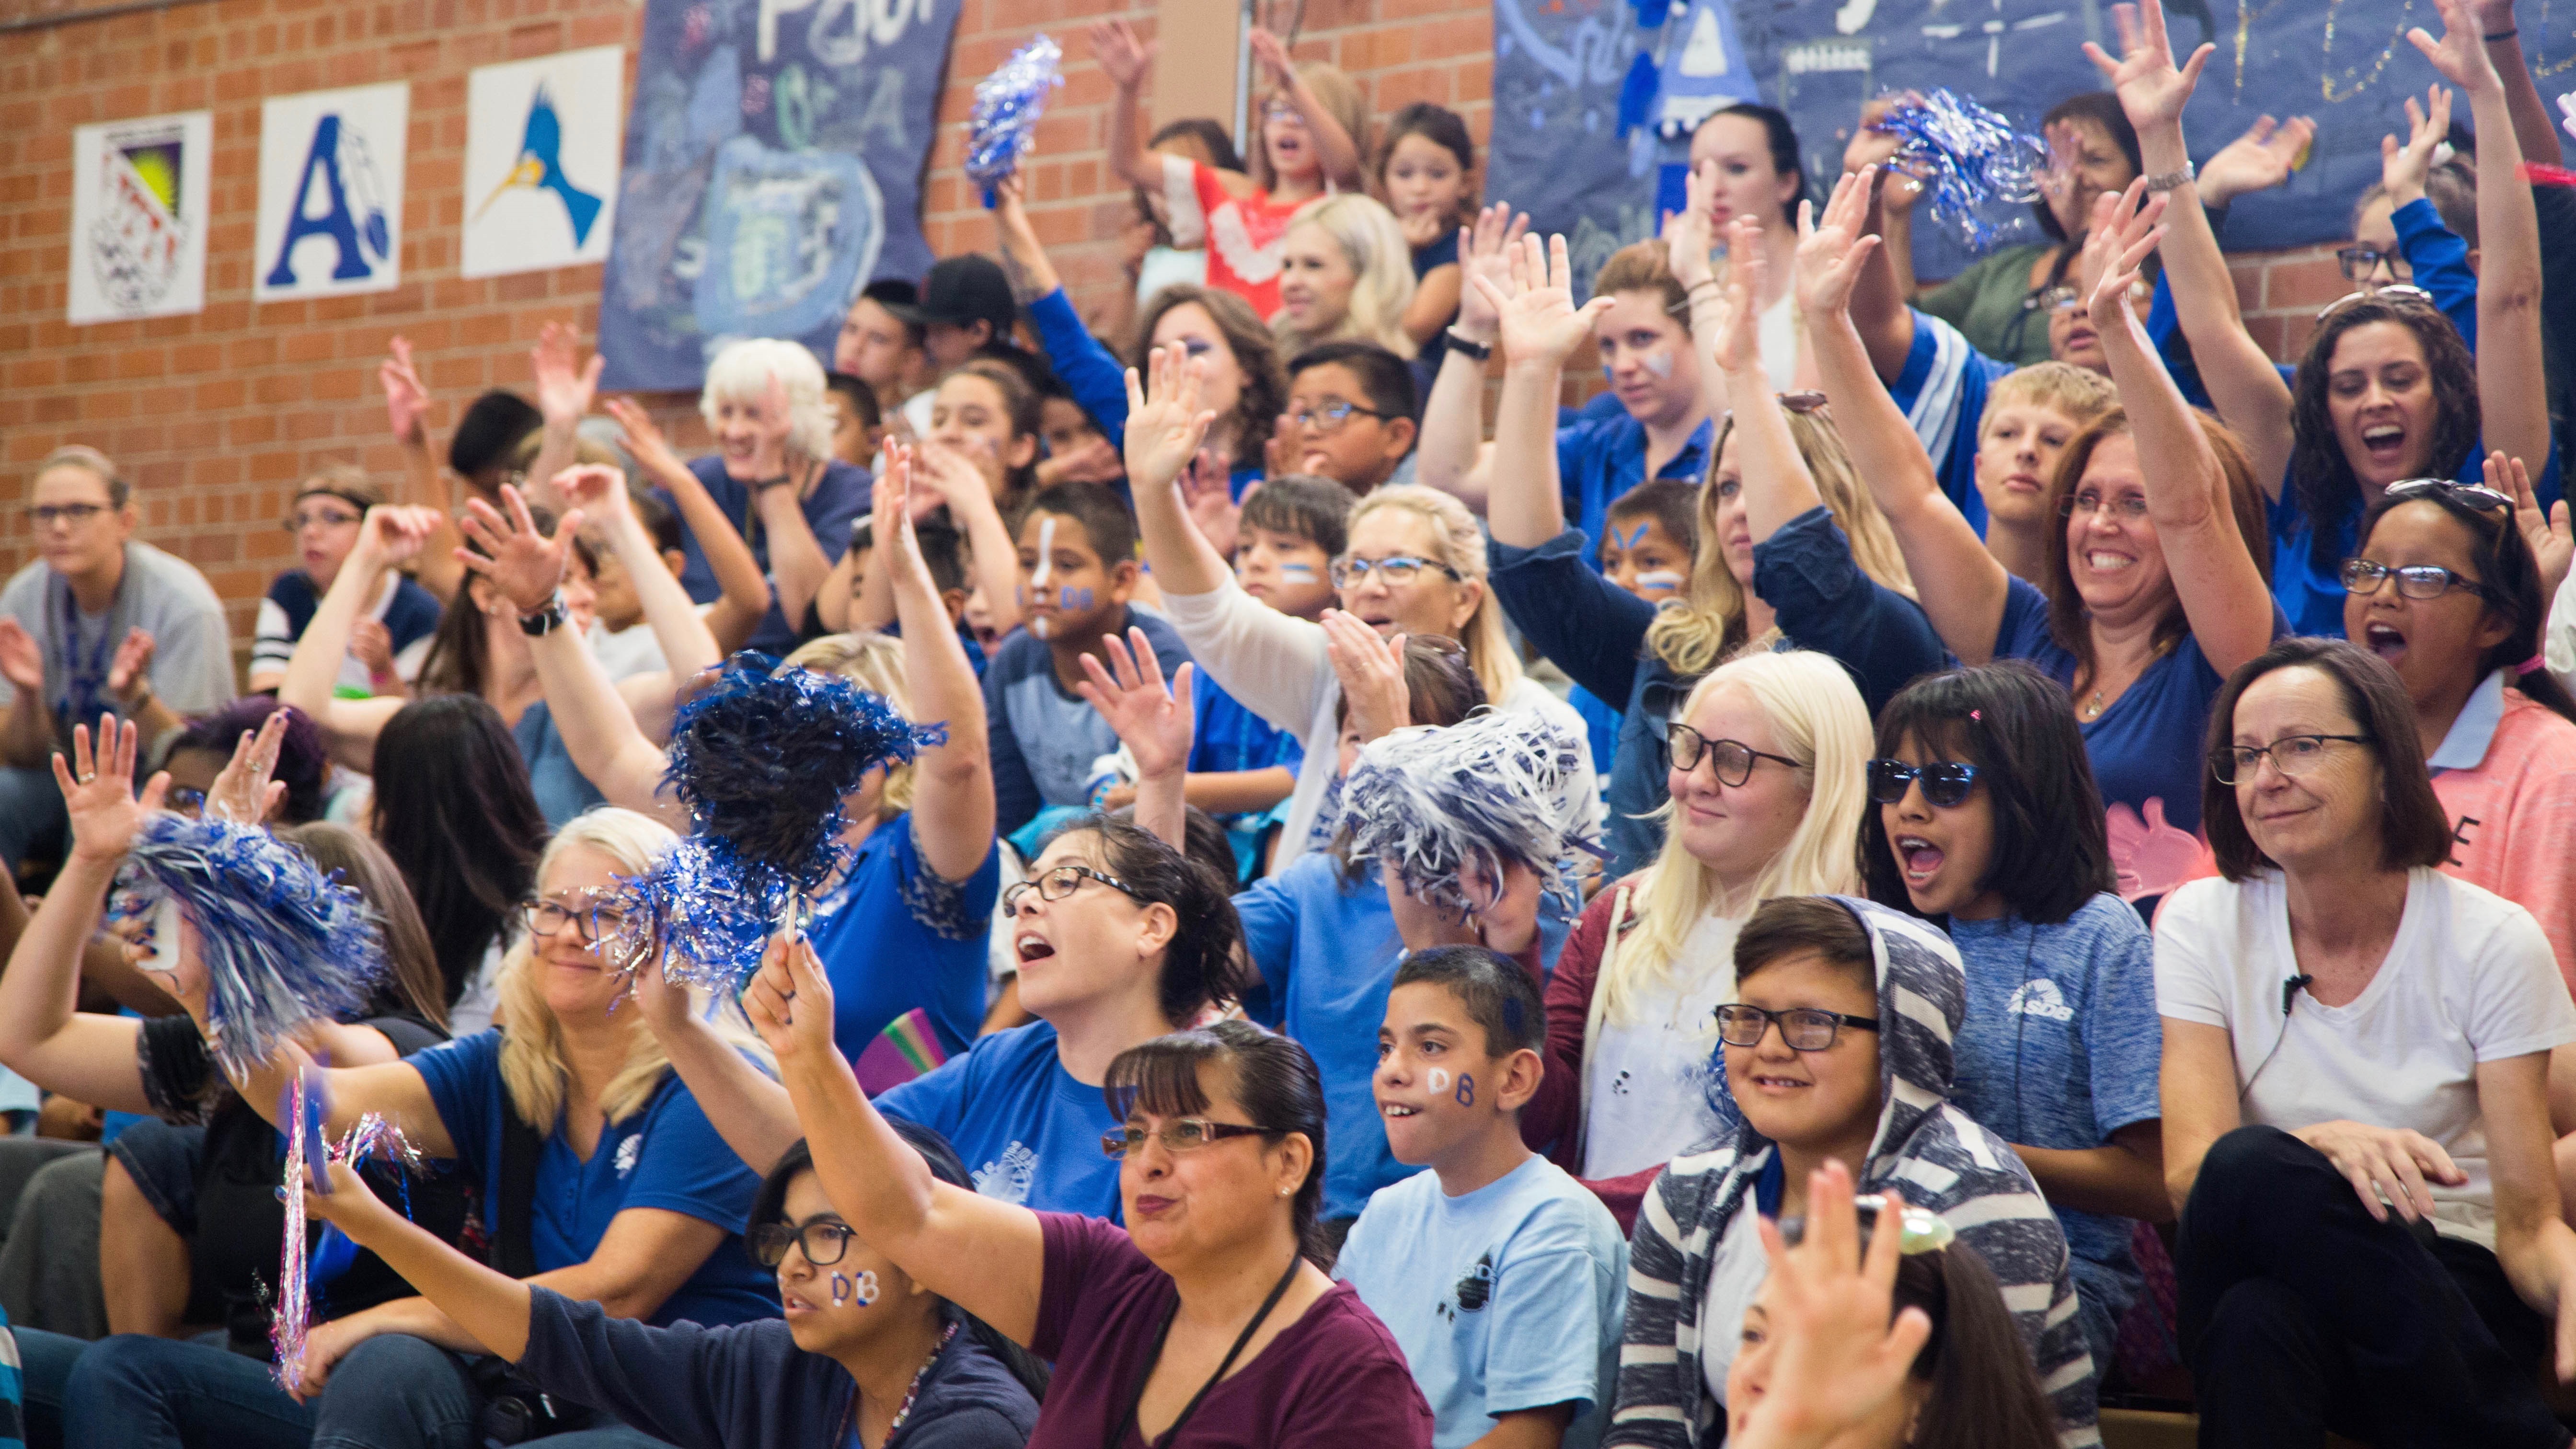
[598,0,965,391]
[1493,0,2574,287]
[68,109,212,325]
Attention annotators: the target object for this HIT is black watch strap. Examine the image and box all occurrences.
[1445,328,1494,363]
[518,592,570,636]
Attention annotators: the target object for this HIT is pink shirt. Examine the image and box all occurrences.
[2429,674,2576,996]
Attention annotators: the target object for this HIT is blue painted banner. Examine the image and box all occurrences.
[599,0,965,391]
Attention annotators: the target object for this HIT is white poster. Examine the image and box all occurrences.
[461,46,624,279]
[254,82,408,302]
[68,110,212,325]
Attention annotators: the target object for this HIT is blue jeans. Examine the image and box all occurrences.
[0,765,68,874]
[14,1325,85,1449]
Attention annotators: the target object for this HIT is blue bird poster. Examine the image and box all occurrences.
[463,46,626,279]
[594,0,965,391]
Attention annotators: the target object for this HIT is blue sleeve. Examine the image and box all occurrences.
[874,1044,978,1137]
[1028,289,1130,440]
[892,812,1001,941]
[1994,574,2055,661]
[408,1030,506,1181]
[1487,529,1657,708]
[804,465,871,565]
[1555,422,1594,532]
[2080,910,2165,1140]
[982,650,1042,837]
[1750,507,1951,718]
[2391,198,2477,348]
[1486,1243,1619,1417]
[517,1287,794,1449]
[2145,270,2213,411]
[1232,874,1299,1028]
[620,1072,771,1231]
[1884,310,1990,532]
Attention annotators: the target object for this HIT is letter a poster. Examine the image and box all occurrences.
[254,82,410,303]
[68,109,213,325]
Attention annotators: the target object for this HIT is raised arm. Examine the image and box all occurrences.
[913,443,1024,640]
[1842,97,1929,319]
[876,449,997,881]
[1124,345,1235,597]
[746,374,837,635]
[1796,170,2010,661]
[1414,205,1526,509]
[2087,0,2296,494]
[1471,233,1615,548]
[2088,182,2277,678]
[523,323,601,511]
[378,336,470,602]
[1248,29,1365,189]
[1074,629,1194,851]
[748,934,1046,1345]
[1091,20,1162,191]
[281,507,436,770]
[2412,0,2553,478]
[608,398,773,655]
[2474,0,2564,166]
[1668,166,1740,436]
[1709,215,1824,545]
[559,467,721,717]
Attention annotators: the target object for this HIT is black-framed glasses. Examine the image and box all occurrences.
[2212,734,2372,785]
[1001,863,1146,915]
[2382,478,2511,514]
[1667,724,1802,787]
[1715,1004,1882,1051]
[2316,283,2434,322]
[1866,759,1982,808]
[1100,1117,1275,1160]
[25,503,109,528]
[520,897,633,944]
[2334,245,2411,283]
[2058,487,2150,520]
[1287,398,1393,435]
[1329,554,1462,590]
[747,1219,856,1268]
[2340,558,2490,602]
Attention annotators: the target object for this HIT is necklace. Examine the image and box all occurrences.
[868,1320,957,1445]
[2081,689,2107,720]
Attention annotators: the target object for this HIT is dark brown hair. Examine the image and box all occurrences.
[1735,896,1876,994]
[2031,93,2142,246]
[1038,815,1246,1026]
[1104,1020,1332,1264]
[279,821,450,1031]
[2201,638,2454,880]
[2288,297,2480,573]
[2355,489,2576,726]
[1133,285,1288,474]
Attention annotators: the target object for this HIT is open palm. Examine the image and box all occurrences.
[55,716,168,866]
[1793,170,1883,320]
[2083,0,2213,131]
[1123,344,1217,494]
[1074,629,1196,781]
[1474,233,1612,370]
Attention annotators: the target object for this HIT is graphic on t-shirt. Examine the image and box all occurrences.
[1609,1069,1633,1096]
[613,1132,642,1178]
[2004,978,2075,1022]
[1438,1252,1497,1320]
[973,1141,1039,1204]
[2106,797,2201,902]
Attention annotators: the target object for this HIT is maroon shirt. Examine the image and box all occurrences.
[1027,1212,1433,1449]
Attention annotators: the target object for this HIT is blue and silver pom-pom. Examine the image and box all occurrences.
[1875,88,2047,250]
[1340,709,1598,920]
[966,34,1064,207]
[112,815,386,1080]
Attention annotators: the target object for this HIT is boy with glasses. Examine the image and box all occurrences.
[247,465,441,695]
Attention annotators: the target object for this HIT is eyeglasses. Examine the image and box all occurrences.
[1714,1003,1882,1051]
[2058,487,2150,520]
[283,507,364,533]
[1099,1117,1275,1160]
[1668,724,1802,787]
[1286,398,1393,435]
[2212,734,2372,785]
[2335,245,2412,283]
[1329,554,1462,590]
[2382,478,2510,513]
[1000,863,1146,915]
[2340,558,2490,602]
[2316,283,2435,322]
[520,897,634,944]
[1866,759,1982,808]
[747,1219,856,1268]
[25,503,109,528]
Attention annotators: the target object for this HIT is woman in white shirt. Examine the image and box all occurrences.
[2156,635,2576,1449]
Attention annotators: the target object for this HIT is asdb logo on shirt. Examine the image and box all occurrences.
[2004,979,2076,1023]
[614,1133,643,1178]
[974,1142,1038,1205]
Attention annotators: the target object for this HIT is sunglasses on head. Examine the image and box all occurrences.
[1866,759,1982,807]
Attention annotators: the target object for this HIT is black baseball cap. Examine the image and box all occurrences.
[885,255,1017,334]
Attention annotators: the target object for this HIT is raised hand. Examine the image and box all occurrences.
[2198,114,2318,207]
[351,504,443,576]
[1038,434,1127,488]
[1397,206,1450,251]
[206,707,292,826]
[1454,204,1531,340]
[1181,449,1241,561]
[0,617,43,692]
[1667,162,1718,292]
[1246,27,1294,85]
[1123,344,1219,495]
[1089,18,1154,90]
[530,322,604,431]
[1729,1162,1934,1449]
[1471,232,1615,371]
[1321,609,1409,743]
[1842,97,1928,214]
[456,484,582,615]
[53,714,170,867]
[1073,627,1197,781]
[349,618,397,684]
[379,336,430,445]
[1792,169,1886,321]
[909,440,994,519]
[2494,451,2572,602]
[871,443,930,590]
[2083,0,2215,133]
[605,397,686,479]
[1710,217,1770,377]
[2408,0,2504,94]
[746,372,797,479]
[742,931,838,1066]
[552,463,634,527]
[104,628,155,705]
[2380,87,2454,209]
[2082,179,2168,343]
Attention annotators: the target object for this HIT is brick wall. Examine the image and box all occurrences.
[0,0,2334,642]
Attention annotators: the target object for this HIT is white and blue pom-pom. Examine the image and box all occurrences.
[966,34,1064,207]
[1876,88,2047,250]
[1340,708,1598,919]
[113,815,386,1079]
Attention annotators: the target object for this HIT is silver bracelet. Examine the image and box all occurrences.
[2142,161,2196,194]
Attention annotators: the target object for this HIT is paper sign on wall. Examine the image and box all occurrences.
[254,82,409,302]
[68,110,213,325]
[461,46,626,279]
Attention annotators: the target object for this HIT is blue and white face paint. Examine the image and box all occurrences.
[1027,515,1057,639]
[1634,570,1686,596]
[828,1270,879,1308]
[142,898,183,975]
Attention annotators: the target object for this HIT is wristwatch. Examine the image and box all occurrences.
[1444,328,1494,363]
[2142,161,2196,194]
[518,591,571,637]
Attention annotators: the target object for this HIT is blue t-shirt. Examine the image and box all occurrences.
[803,812,999,1065]
[1335,1155,1628,1449]
[663,456,870,656]
[513,700,607,828]
[1886,310,2011,539]
[407,1030,778,1327]
[1944,897,2163,1343]
[983,609,1195,835]
[1553,412,1714,565]
[2269,445,2564,639]
[875,1021,1125,1219]
[1190,676,1307,881]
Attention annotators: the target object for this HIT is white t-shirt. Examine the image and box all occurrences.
[1582,911,1742,1180]
[1698,1198,1767,1402]
[2155,867,2576,1246]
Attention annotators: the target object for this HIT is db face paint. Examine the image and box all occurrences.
[1453,1072,1476,1107]
[828,1270,879,1307]
[1058,586,1094,613]
[1427,1068,1451,1095]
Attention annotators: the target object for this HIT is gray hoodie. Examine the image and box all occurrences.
[1602,897,2102,1447]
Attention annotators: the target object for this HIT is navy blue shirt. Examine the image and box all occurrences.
[803,812,999,1068]
[664,456,871,655]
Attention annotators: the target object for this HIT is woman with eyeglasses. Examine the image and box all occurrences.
[1512,651,1871,1231]
[1859,663,2166,1373]
[1611,894,2100,1446]
[750,927,1437,1448]
[2156,637,2576,1446]
[1123,345,1595,869]
[288,1118,1041,1449]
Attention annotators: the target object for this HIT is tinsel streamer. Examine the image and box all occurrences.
[636,656,947,986]
[111,815,387,1080]
[272,1070,315,1387]
[1875,89,2047,250]
[965,35,1063,207]
[273,1089,429,1388]
[1339,709,1598,920]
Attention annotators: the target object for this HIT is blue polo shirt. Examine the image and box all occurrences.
[1554,411,1714,560]
[803,811,999,1065]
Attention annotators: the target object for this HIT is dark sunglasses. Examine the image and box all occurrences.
[1865,759,1982,808]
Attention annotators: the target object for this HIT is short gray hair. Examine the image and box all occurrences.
[699,339,835,463]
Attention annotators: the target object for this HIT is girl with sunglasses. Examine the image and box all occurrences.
[1860,663,2167,1373]
[1610,895,2099,1446]
[2341,458,2576,984]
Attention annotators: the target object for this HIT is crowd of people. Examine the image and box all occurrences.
[1,0,2574,1444]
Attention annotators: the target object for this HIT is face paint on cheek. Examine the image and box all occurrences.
[1278,562,1318,581]
[1641,349,1675,381]
[1028,516,1057,590]
[1634,569,1685,595]
[141,898,182,975]
[1059,586,1095,613]
[1030,615,1051,639]
[1426,1068,1450,1095]
[829,1270,879,1307]
[1454,1073,1475,1107]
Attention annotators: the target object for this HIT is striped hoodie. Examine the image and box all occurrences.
[1603,897,2102,1448]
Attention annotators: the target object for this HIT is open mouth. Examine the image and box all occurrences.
[1381,1103,1421,1118]
[2363,621,2406,663]
[1015,932,1056,965]
[2360,422,2406,461]
[1897,835,1945,881]
[2083,550,2137,573]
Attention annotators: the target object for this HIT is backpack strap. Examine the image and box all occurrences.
[487,1106,544,1280]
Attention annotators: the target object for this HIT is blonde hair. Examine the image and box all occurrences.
[496,809,766,1130]
[1346,486,1521,704]
[780,632,916,819]
[1253,63,1368,193]
[700,338,834,463]
[1978,361,2118,444]
[1276,194,1417,359]
[1644,405,1914,677]
[1591,651,1870,1034]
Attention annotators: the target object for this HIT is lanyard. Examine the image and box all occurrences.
[50,572,117,727]
[1112,1255,1302,1448]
